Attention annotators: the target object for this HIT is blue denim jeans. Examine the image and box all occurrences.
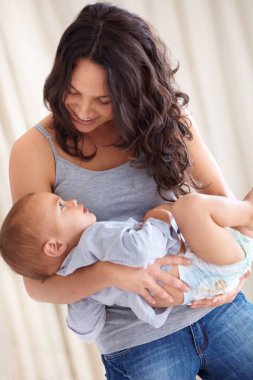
[101,293,253,379]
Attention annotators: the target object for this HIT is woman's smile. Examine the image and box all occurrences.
[71,111,100,126]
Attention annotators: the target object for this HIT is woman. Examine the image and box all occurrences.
[9,3,253,379]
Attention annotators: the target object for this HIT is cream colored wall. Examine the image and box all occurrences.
[0,1,252,379]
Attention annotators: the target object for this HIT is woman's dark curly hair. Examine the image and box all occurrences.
[44,2,196,199]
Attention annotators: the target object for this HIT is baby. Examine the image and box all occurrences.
[0,190,252,342]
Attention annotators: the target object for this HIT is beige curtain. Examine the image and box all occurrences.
[0,0,252,379]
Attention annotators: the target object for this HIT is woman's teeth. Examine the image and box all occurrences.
[74,112,96,122]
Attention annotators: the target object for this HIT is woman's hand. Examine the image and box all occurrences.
[112,256,190,305]
[190,270,250,309]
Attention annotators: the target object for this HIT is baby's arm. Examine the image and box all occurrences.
[144,203,174,225]
[144,204,185,255]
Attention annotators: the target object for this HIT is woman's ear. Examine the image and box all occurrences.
[43,239,67,257]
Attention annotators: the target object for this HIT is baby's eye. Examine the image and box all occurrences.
[59,201,65,210]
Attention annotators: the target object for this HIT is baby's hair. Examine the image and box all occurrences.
[0,193,52,280]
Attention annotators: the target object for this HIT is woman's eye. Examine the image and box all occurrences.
[98,98,111,105]
[67,86,80,96]
[69,91,80,96]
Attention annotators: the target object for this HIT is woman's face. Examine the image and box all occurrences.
[65,59,113,134]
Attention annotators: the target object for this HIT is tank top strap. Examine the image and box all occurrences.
[34,124,58,161]
[170,218,183,244]
[171,218,180,234]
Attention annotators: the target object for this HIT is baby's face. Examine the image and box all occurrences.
[30,193,96,246]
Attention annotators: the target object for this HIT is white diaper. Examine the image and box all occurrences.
[178,229,253,305]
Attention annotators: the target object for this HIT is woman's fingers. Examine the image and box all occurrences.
[139,259,250,308]
[138,268,174,300]
[156,270,189,292]
[140,283,173,305]
[148,256,190,291]
[190,291,236,308]
[139,288,156,305]
[156,255,191,267]
[125,254,192,304]
[240,270,250,280]
[141,259,190,304]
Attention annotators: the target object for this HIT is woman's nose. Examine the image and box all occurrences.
[77,99,93,119]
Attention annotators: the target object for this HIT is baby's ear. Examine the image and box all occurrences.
[43,239,67,257]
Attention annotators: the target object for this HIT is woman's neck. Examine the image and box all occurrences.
[40,114,131,171]
[82,121,121,147]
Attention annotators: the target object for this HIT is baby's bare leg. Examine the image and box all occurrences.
[172,191,253,265]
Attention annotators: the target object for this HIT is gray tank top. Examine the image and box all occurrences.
[35,125,212,354]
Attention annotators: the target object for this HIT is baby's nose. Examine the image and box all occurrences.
[68,199,78,207]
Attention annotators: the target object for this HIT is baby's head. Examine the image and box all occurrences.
[0,192,96,280]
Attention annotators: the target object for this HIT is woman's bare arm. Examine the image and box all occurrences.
[9,126,116,302]
[24,251,190,304]
[182,114,249,307]
[184,115,234,198]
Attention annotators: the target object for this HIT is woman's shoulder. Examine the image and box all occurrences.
[9,114,56,200]
[11,114,55,154]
